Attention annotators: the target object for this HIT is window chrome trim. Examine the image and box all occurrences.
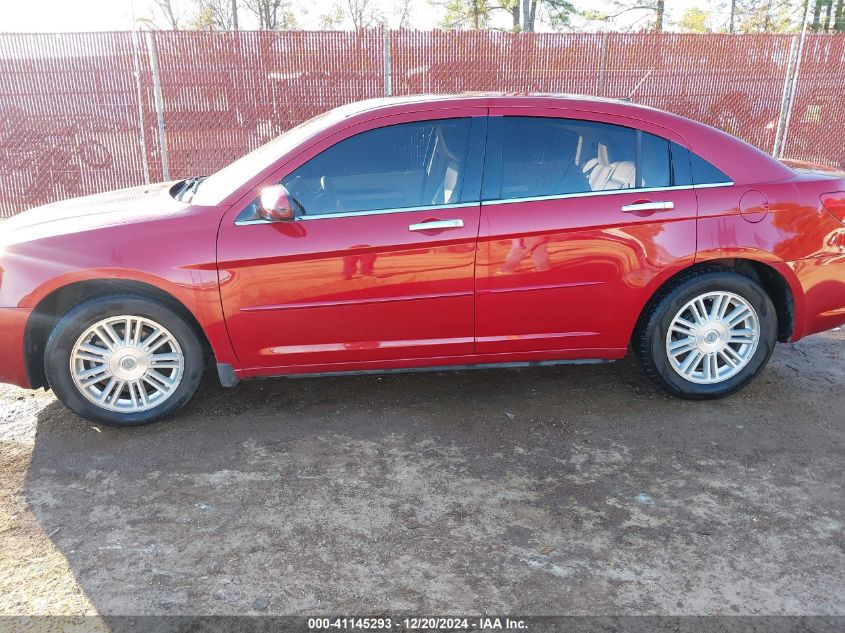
[235,201,479,225]
[480,181,734,206]
[298,202,478,221]
[234,182,735,225]
[235,218,273,226]
[691,181,735,189]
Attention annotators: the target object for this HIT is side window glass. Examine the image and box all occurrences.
[689,152,731,184]
[495,119,728,201]
[282,118,472,215]
[498,117,640,200]
[670,142,730,185]
[640,133,671,188]
[670,142,693,186]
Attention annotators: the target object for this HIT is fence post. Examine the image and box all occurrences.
[130,31,151,185]
[778,25,810,159]
[145,31,170,181]
[774,1,812,159]
[773,36,798,157]
[383,29,392,97]
[598,31,608,97]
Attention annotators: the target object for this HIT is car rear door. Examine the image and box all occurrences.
[216,110,487,374]
[475,109,699,356]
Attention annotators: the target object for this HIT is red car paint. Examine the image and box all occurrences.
[1,94,844,389]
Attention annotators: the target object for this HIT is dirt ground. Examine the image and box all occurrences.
[1,331,844,618]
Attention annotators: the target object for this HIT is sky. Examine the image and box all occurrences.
[0,0,741,33]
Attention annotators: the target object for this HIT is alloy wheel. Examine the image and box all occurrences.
[69,315,185,413]
[665,291,760,384]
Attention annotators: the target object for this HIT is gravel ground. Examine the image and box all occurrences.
[1,331,844,617]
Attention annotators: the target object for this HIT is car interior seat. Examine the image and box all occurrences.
[582,143,636,191]
[426,130,464,205]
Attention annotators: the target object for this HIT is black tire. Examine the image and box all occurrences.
[44,294,205,426]
[634,269,778,399]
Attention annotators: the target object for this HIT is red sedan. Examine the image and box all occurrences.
[1,94,844,426]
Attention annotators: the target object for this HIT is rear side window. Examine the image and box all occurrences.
[498,118,589,199]
[282,118,472,215]
[493,117,677,200]
[670,142,731,185]
[640,133,671,188]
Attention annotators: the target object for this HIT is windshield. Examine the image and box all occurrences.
[189,109,340,206]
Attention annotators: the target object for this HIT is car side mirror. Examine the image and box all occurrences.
[258,185,296,222]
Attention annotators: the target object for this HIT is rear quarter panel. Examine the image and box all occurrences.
[696,175,845,340]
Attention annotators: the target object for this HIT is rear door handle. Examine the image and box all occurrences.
[408,219,464,232]
[621,201,675,213]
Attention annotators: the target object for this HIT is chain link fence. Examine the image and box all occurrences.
[1,30,843,217]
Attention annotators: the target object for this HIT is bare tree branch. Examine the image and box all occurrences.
[395,0,415,28]
[346,0,382,28]
[151,0,184,29]
[242,0,298,29]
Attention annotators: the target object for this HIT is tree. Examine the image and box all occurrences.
[188,0,238,29]
[516,0,576,31]
[436,0,494,29]
[736,0,802,32]
[242,0,298,28]
[810,0,827,29]
[583,0,666,32]
[148,0,188,28]
[346,0,383,28]
[436,0,576,31]
[679,7,711,32]
[319,2,347,28]
[395,0,416,28]
[522,0,536,29]
[810,0,845,29]
[318,0,383,28]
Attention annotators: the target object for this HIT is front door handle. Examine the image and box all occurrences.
[621,201,675,213]
[408,219,465,232]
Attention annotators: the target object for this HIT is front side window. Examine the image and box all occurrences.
[494,117,693,201]
[282,118,472,216]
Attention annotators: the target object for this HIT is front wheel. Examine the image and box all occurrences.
[45,295,205,426]
[635,270,778,399]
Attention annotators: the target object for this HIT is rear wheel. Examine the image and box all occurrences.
[45,295,205,426]
[635,270,778,399]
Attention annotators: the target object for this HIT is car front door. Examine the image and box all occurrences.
[217,111,487,374]
[475,111,699,357]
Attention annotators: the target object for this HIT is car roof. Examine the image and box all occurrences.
[334,92,661,117]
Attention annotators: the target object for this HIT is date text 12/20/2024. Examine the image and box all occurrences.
[308,617,528,630]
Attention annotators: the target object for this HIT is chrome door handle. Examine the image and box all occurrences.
[408,219,464,232]
[621,201,675,213]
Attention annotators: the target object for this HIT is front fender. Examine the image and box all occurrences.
[0,207,238,369]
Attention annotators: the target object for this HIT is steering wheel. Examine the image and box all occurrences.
[283,175,337,215]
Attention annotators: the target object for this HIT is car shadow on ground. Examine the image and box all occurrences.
[21,336,845,615]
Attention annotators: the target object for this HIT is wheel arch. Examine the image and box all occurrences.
[632,258,799,347]
[24,279,215,389]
